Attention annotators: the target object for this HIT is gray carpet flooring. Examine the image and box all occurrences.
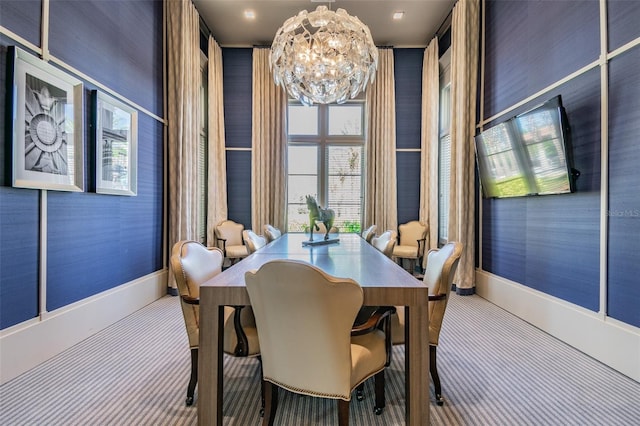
[1,293,639,425]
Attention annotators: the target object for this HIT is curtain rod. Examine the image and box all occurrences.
[252,44,394,49]
[253,44,393,49]
[199,15,212,38]
[435,8,453,39]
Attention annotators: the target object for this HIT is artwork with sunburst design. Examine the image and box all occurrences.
[8,46,84,192]
[24,74,69,175]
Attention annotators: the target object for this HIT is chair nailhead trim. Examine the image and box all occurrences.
[264,377,351,401]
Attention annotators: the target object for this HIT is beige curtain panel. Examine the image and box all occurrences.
[166,0,201,288]
[420,37,440,260]
[449,0,480,290]
[206,36,228,247]
[251,48,288,234]
[365,48,398,234]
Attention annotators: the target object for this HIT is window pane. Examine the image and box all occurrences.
[328,145,362,203]
[288,105,318,135]
[328,175,361,203]
[439,134,451,242]
[288,175,318,205]
[288,145,318,175]
[439,84,451,136]
[287,204,310,232]
[327,146,362,233]
[198,63,207,243]
[328,146,361,175]
[198,133,206,242]
[328,105,363,135]
[331,204,362,234]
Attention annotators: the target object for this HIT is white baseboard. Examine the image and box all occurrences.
[475,270,640,382]
[0,270,168,385]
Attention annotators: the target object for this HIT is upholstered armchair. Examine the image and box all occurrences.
[263,224,282,243]
[242,230,267,254]
[245,259,394,425]
[361,224,377,244]
[371,230,397,258]
[215,220,249,266]
[170,240,261,406]
[390,241,463,405]
[392,220,428,275]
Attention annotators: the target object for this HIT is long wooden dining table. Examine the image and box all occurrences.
[198,232,430,425]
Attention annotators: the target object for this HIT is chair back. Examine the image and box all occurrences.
[215,220,244,246]
[361,225,377,243]
[398,221,427,249]
[171,241,223,348]
[371,230,396,258]
[245,260,363,400]
[425,242,463,345]
[243,230,267,253]
[263,224,282,243]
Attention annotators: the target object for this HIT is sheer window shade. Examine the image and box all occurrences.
[327,145,363,231]
[438,69,452,244]
[198,63,207,243]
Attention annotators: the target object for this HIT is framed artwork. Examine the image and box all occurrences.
[92,90,138,196]
[7,46,84,191]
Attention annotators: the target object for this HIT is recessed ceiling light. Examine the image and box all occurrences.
[392,11,405,20]
[244,9,256,20]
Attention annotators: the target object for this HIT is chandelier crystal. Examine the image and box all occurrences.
[270,5,378,106]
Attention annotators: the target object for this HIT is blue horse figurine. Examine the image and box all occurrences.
[306,195,335,241]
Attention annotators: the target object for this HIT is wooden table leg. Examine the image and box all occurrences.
[405,304,430,425]
[198,296,223,425]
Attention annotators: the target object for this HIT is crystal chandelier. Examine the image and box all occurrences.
[270,5,378,106]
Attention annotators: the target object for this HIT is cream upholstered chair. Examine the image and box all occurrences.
[356,228,396,395]
[245,260,394,425]
[371,230,397,258]
[263,224,282,243]
[390,241,463,405]
[215,220,249,266]
[170,240,261,406]
[392,220,427,275]
[361,224,377,244]
[243,230,267,254]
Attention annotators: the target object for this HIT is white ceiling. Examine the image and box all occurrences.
[193,0,456,48]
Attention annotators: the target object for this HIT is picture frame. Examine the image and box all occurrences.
[7,46,84,192]
[91,90,138,196]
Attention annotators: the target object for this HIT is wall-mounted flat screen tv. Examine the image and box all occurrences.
[474,95,577,199]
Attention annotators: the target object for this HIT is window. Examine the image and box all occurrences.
[286,101,365,234]
[438,49,452,245]
[197,55,208,243]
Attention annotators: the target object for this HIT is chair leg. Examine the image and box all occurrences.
[262,381,278,426]
[430,345,444,405]
[337,399,350,426]
[257,356,265,416]
[373,371,385,415]
[355,382,365,401]
[186,347,198,406]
